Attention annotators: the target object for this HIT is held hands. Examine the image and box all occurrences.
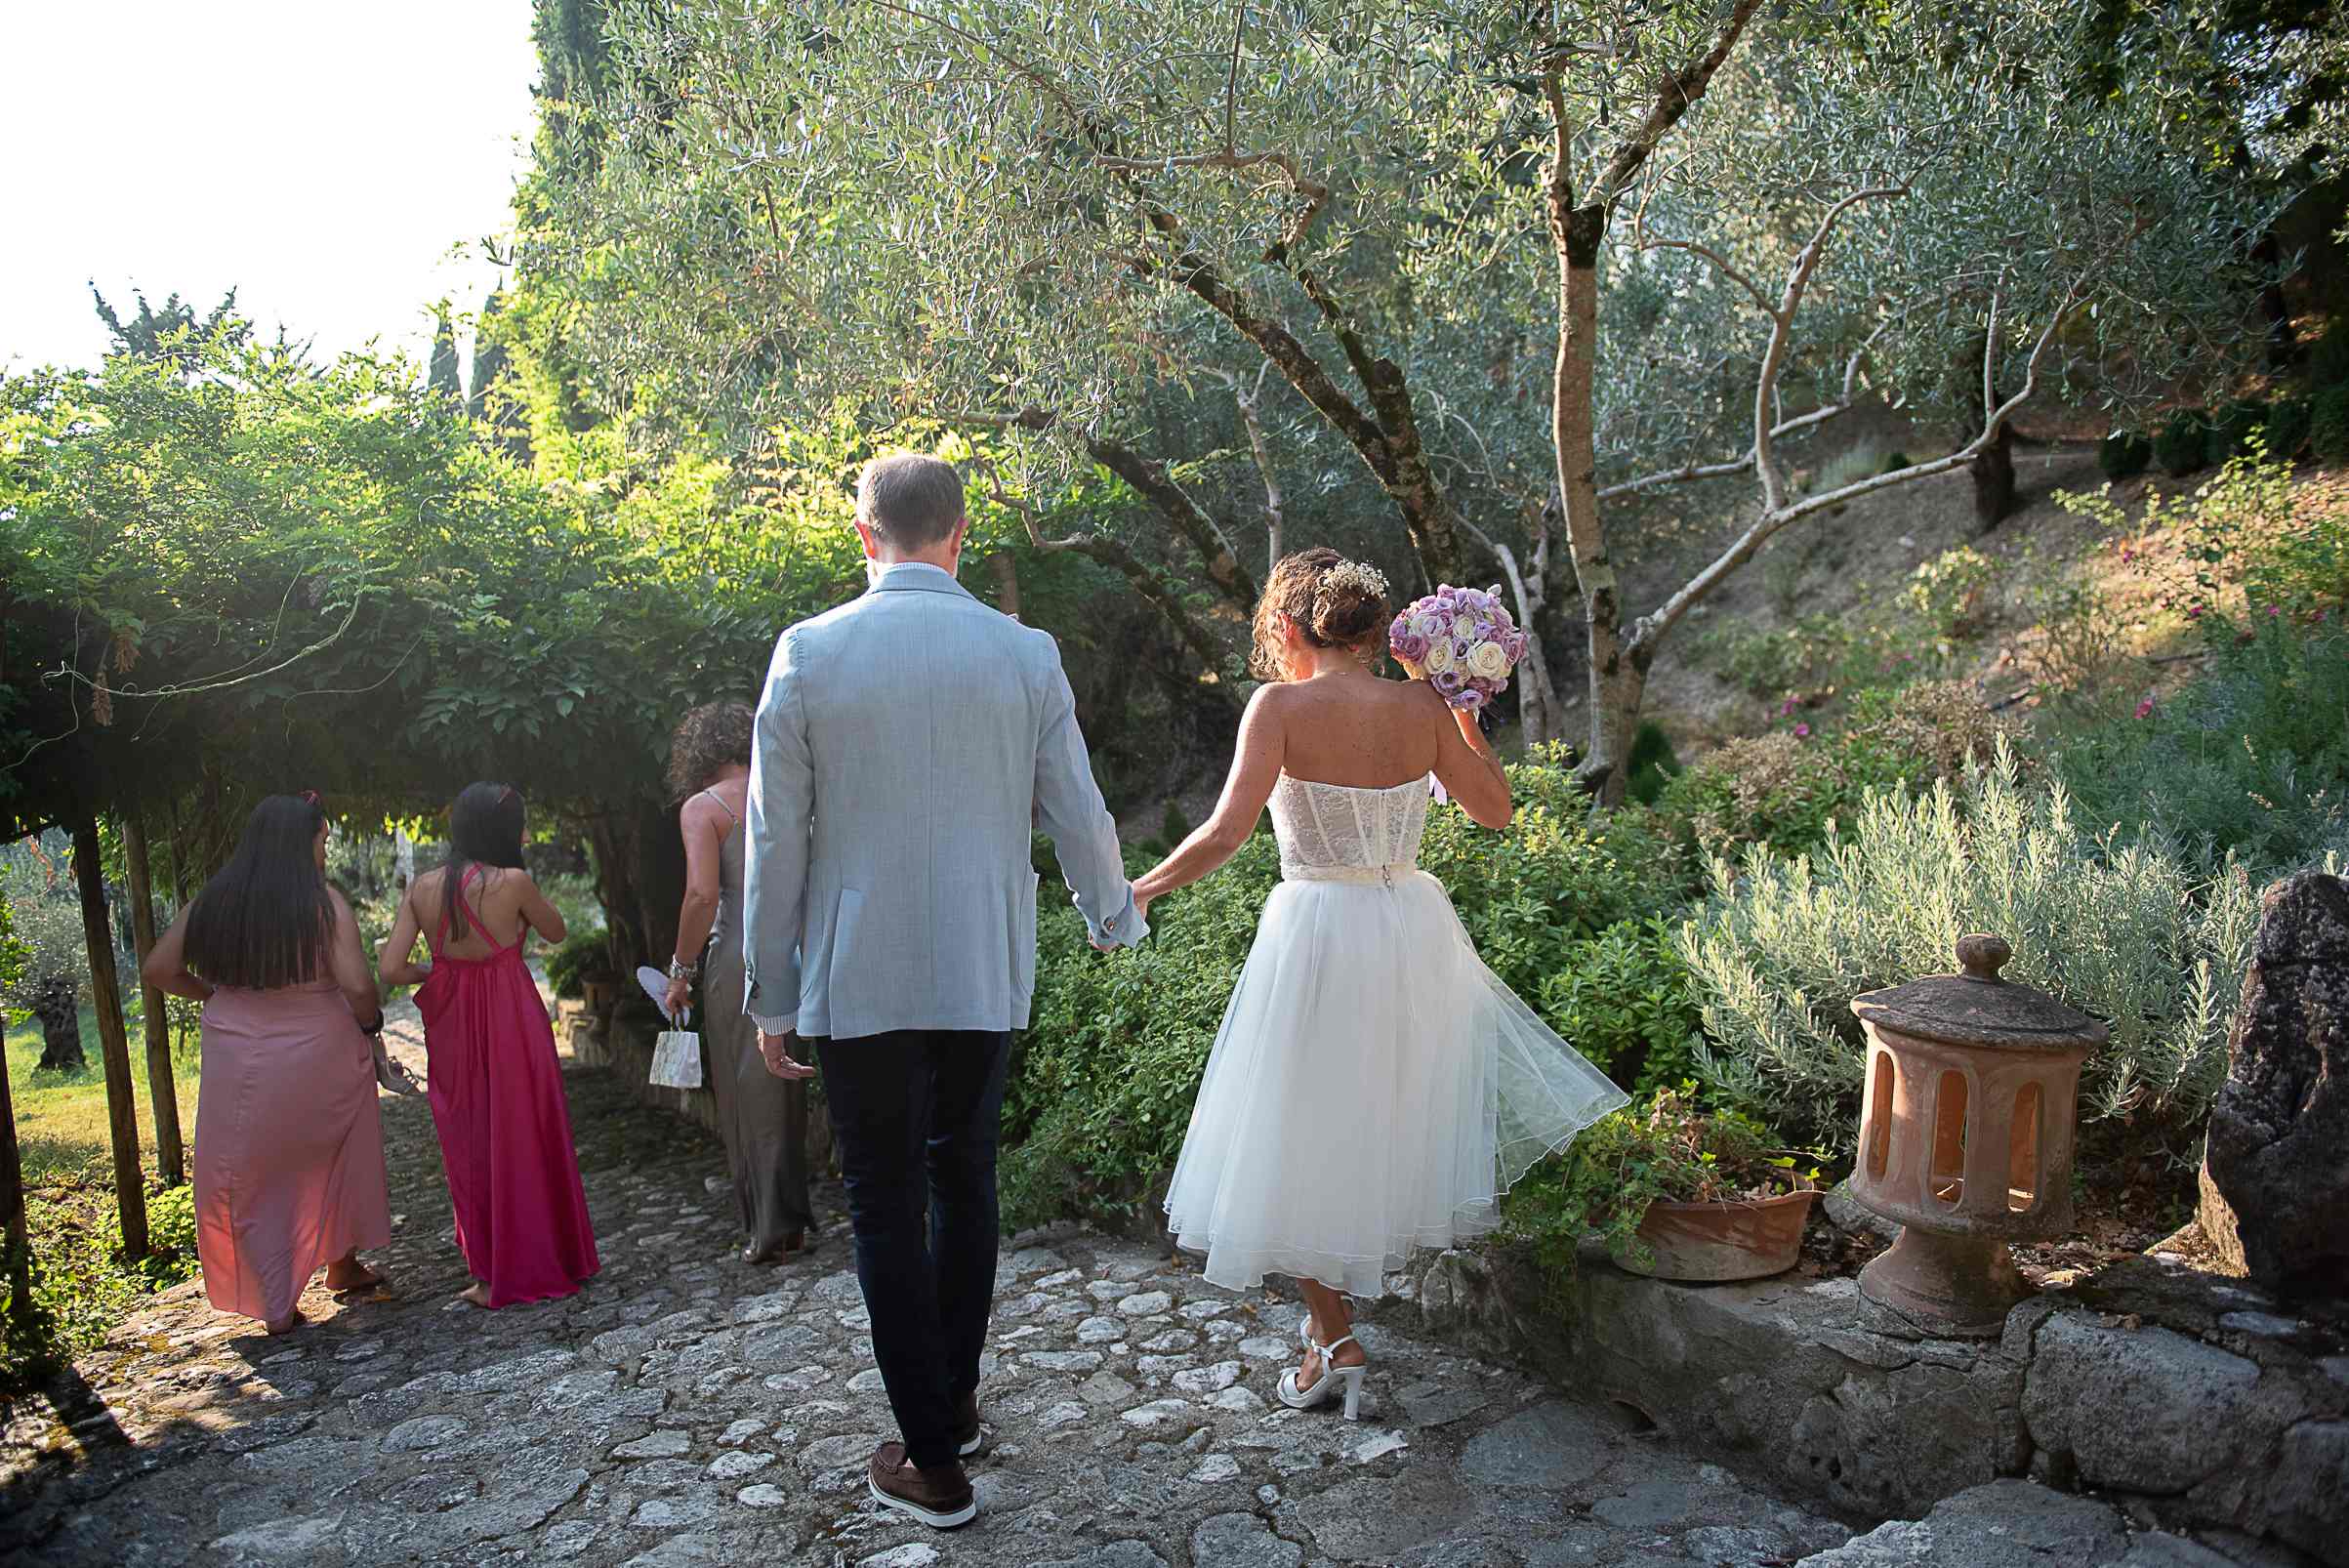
[1092,893,1154,952]
[758,1030,818,1081]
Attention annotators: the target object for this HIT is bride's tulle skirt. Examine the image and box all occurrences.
[1165,871,1628,1297]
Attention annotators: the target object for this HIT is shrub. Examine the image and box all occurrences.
[2049,616,2349,870]
[2204,399,2269,468]
[1651,683,2007,860]
[546,929,612,999]
[2099,431,2153,481]
[0,889,21,998]
[2312,324,2349,388]
[2154,409,2210,476]
[1003,838,1271,1227]
[2246,512,2349,620]
[1689,620,1845,699]
[4,1175,200,1395]
[2058,439,2297,629]
[2261,397,2313,462]
[1535,916,1704,1093]
[1811,441,1886,499]
[1002,764,1696,1228]
[1903,546,1999,640]
[1677,746,2268,1153]
[1624,722,1682,806]
[2314,386,2349,466]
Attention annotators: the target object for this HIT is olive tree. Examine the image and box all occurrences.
[527,0,1758,737]
[1528,4,2285,797]
[533,1,2284,774]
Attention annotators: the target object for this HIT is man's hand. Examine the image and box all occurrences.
[759,1029,817,1080]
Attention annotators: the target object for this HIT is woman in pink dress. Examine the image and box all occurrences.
[380,782,598,1307]
[144,792,392,1336]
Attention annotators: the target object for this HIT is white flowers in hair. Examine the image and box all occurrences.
[1319,559,1389,600]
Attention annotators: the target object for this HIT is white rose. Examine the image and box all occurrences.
[1422,637,1456,675]
[1467,640,1511,680]
[1409,612,1442,641]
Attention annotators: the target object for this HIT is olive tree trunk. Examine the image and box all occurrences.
[32,976,84,1073]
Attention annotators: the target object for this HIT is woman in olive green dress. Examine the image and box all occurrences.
[663,702,814,1263]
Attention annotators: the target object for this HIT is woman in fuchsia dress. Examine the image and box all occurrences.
[381,782,598,1307]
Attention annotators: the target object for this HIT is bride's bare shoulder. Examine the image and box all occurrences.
[1394,677,1449,717]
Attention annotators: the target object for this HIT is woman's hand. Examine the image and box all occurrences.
[662,972,691,1022]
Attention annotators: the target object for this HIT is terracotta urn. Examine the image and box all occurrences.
[1846,933,2106,1335]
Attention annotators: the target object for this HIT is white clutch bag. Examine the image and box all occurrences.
[650,1021,703,1090]
[638,965,704,1090]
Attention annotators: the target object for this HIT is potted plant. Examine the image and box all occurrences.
[1522,1086,1823,1283]
[549,930,619,1011]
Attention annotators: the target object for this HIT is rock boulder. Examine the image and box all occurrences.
[2200,873,2349,1298]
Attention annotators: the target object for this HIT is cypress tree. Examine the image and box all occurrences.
[428,305,462,398]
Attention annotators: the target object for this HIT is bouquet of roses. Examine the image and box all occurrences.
[1387,585,1529,712]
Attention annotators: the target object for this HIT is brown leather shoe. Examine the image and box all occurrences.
[867,1442,975,1529]
[952,1388,983,1457]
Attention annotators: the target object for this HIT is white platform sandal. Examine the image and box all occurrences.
[1278,1326,1367,1421]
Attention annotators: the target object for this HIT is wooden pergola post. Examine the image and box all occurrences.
[69,811,148,1259]
[121,811,185,1186]
[0,1021,31,1330]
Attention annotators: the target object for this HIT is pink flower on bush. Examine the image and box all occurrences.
[2186,603,2205,619]
[1780,697,1797,717]
[1793,722,1811,740]
[2135,698,2155,720]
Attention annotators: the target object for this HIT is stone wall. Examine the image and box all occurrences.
[1385,1243,2349,1563]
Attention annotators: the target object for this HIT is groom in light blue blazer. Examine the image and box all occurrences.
[741,451,1145,1528]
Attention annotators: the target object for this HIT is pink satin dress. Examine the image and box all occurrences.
[415,868,599,1306]
[193,978,392,1327]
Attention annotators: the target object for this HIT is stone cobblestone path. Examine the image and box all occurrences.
[0,1005,1853,1568]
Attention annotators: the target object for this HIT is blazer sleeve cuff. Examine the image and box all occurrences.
[749,1011,797,1035]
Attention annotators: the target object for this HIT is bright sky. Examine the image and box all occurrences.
[2,2,541,375]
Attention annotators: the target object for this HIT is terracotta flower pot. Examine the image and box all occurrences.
[1612,1173,1820,1283]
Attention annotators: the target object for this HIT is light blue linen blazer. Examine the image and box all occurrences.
[741,562,1145,1039]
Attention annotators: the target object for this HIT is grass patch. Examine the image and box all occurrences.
[6,999,200,1184]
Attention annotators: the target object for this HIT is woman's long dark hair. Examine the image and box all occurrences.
[442,782,526,942]
[184,794,332,989]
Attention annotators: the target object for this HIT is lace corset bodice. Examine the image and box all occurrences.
[1269,774,1430,880]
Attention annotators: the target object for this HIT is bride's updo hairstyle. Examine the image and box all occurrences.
[1250,547,1392,681]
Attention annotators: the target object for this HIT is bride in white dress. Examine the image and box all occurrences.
[1133,549,1627,1419]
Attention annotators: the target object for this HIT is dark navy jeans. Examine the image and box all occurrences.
[813,1029,1011,1469]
